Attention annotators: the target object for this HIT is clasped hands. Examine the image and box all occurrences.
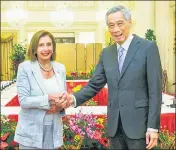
[46,92,74,114]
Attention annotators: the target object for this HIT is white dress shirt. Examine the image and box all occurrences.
[116,34,134,63]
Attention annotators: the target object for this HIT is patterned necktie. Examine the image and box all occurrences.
[118,46,125,73]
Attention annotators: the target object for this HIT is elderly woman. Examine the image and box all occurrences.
[14,30,68,149]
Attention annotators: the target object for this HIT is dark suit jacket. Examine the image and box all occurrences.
[73,34,162,139]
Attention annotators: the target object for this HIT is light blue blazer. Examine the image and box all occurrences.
[14,60,66,148]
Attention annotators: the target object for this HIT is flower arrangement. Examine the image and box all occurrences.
[0,115,18,149]
[66,65,95,80]
[62,109,110,149]
[66,71,91,80]
[1,114,176,150]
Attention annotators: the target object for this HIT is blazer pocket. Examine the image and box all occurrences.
[135,99,149,108]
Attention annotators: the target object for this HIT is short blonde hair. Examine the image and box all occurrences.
[28,30,56,61]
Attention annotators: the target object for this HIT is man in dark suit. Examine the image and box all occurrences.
[63,5,162,149]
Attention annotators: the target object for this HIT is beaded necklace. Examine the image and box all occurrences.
[38,62,53,72]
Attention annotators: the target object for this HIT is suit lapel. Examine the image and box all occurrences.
[119,35,140,81]
[110,43,120,81]
[31,61,47,94]
[31,61,61,94]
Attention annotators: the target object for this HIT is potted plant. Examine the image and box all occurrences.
[9,44,26,79]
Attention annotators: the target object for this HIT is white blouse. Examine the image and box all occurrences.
[43,75,60,125]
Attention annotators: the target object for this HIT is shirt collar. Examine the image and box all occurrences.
[116,34,134,51]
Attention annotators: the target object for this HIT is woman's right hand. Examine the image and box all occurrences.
[46,104,63,114]
[48,93,68,109]
[47,93,65,114]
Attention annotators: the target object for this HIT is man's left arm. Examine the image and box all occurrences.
[146,41,162,130]
[146,41,162,149]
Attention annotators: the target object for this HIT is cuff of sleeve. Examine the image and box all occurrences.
[40,94,50,110]
[147,128,158,132]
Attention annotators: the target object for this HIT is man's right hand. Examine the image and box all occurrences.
[65,93,75,107]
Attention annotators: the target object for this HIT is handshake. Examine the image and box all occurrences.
[46,92,74,114]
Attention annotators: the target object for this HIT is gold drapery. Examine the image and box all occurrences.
[1,34,15,81]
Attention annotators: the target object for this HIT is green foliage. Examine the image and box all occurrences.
[157,129,176,149]
[108,37,115,46]
[1,115,17,136]
[9,44,26,79]
[88,64,96,77]
[9,44,26,61]
[145,29,156,41]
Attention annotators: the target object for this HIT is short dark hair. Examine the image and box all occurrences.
[28,30,56,61]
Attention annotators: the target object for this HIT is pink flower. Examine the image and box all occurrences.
[0,141,8,149]
[93,131,102,140]
[71,125,78,132]
[10,140,18,147]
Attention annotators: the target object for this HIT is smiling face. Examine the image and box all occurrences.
[107,11,132,45]
[36,35,53,62]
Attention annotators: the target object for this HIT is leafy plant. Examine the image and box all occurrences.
[87,64,96,78]
[145,29,156,41]
[9,44,26,61]
[157,127,176,149]
[9,44,26,78]
[108,37,115,46]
